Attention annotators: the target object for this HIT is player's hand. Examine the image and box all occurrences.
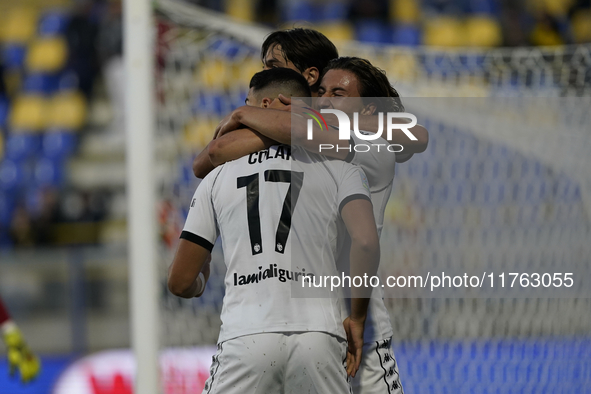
[277,94,308,113]
[3,327,41,383]
[343,316,365,378]
[214,110,242,139]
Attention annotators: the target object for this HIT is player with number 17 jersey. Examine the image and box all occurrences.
[183,144,370,343]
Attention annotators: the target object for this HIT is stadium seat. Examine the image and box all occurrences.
[37,10,69,36]
[572,10,591,43]
[315,22,355,42]
[465,17,502,47]
[42,131,77,159]
[321,2,348,21]
[198,58,231,89]
[57,71,80,92]
[390,0,420,24]
[2,7,38,43]
[233,57,263,86]
[283,1,315,22]
[392,24,421,46]
[26,37,68,73]
[2,44,27,69]
[0,97,10,128]
[192,91,228,117]
[47,92,87,130]
[355,20,391,44]
[4,133,42,161]
[9,95,48,131]
[468,0,498,15]
[225,0,255,21]
[22,73,60,95]
[0,192,14,227]
[33,156,64,187]
[423,17,465,47]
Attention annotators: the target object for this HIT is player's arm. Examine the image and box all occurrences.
[340,198,380,377]
[0,298,41,383]
[193,128,276,178]
[168,239,211,298]
[226,106,353,159]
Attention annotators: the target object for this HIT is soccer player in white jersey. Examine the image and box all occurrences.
[196,55,407,394]
[169,68,380,393]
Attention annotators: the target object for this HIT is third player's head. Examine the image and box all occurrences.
[246,68,312,109]
[317,56,404,115]
[261,28,338,94]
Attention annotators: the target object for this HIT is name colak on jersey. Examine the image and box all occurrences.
[233,264,313,286]
[247,145,291,165]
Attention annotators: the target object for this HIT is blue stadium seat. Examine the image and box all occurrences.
[321,2,348,21]
[33,156,64,187]
[0,97,10,127]
[2,44,27,69]
[38,11,69,36]
[468,0,499,15]
[0,159,25,191]
[57,71,80,91]
[4,133,42,161]
[392,24,421,46]
[23,73,60,94]
[355,20,391,44]
[42,131,77,159]
[192,92,228,117]
[0,193,15,226]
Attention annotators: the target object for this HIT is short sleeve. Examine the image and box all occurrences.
[337,164,372,213]
[181,174,219,252]
[350,133,397,192]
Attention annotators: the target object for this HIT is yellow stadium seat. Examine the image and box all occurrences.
[225,0,255,21]
[572,10,591,43]
[315,22,355,42]
[2,8,38,43]
[197,58,232,90]
[26,37,68,73]
[390,0,420,24]
[424,17,465,47]
[9,95,48,131]
[183,117,220,149]
[530,23,563,46]
[383,53,418,82]
[542,0,573,16]
[47,92,87,130]
[465,16,502,47]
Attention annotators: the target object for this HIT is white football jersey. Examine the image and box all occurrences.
[182,144,371,343]
[339,133,397,343]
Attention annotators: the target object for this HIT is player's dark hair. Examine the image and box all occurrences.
[261,28,338,91]
[249,68,312,98]
[322,57,405,112]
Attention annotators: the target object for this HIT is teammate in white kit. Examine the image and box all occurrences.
[193,47,417,392]
[169,68,380,393]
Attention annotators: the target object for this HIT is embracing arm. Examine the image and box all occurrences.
[193,128,276,178]
[232,106,352,159]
